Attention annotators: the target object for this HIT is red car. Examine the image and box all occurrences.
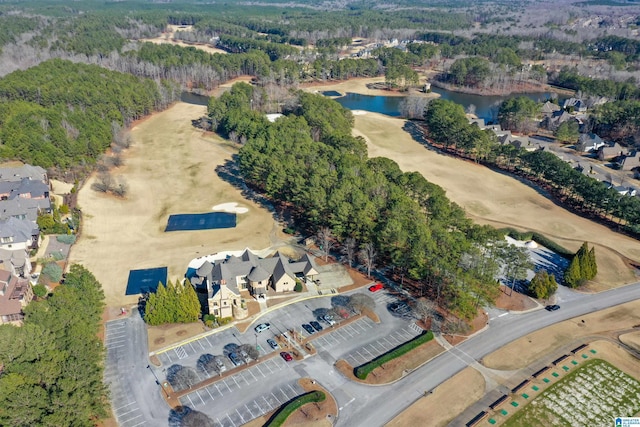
[280,352,293,362]
[368,283,384,292]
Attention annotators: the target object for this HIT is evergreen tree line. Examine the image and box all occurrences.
[0,265,108,426]
[144,279,201,326]
[564,242,598,289]
[211,83,508,319]
[422,99,640,235]
[0,59,179,168]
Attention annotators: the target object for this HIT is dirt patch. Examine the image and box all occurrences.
[482,299,640,370]
[620,331,640,353]
[139,37,227,55]
[387,367,486,427]
[147,321,206,353]
[70,102,279,308]
[353,112,639,289]
[494,286,539,311]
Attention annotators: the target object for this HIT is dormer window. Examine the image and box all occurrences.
[1,237,12,244]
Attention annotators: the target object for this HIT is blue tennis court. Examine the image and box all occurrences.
[126,267,167,295]
[165,212,236,232]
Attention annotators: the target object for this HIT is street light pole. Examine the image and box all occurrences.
[147,365,169,398]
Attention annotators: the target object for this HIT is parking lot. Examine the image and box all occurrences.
[104,319,148,427]
[340,323,423,367]
[151,287,418,424]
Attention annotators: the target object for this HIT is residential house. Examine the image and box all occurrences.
[576,133,606,152]
[0,217,40,252]
[496,131,535,151]
[562,98,588,113]
[0,270,33,325]
[543,110,580,131]
[540,101,561,116]
[0,165,47,184]
[191,249,319,319]
[598,142,625,161]
[618,151,640,171]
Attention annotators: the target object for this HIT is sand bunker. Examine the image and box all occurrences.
[212,202,249,214]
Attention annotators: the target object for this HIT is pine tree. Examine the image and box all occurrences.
[576,242,592,280]
[529,270,558,299]
[179,279,201,323]
[564,256,582,288]
[588,247,597,279]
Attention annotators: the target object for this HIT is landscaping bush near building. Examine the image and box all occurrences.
[42,262,63,282]
[264,390,326,427]
[56,234,76,245]
[354,330,434,380]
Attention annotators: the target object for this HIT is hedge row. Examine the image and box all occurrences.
[264,390,326,427]
[498,227,573,259]
[354,330,434,380]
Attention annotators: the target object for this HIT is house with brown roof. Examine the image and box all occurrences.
[190,248,319,319]
[0,270,33,325]
[598,142,625,161]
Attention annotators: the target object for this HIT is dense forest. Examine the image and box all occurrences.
[0,59,179,168]
[209,83,529,319]
[0,265,108,426]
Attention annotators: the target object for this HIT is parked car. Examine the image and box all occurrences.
[545,304,561,312]
[254,323,271,333]
[310,321,323,332]
[239,349,250,362]
[267,338,279,350]
[302,324,315,334]
[228,352,244,366]
[280,352,293,362]
[368,283,384,292]
[215,357,226,372]
[321,315,336,326]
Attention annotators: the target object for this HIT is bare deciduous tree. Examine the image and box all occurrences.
[359,242,376,278]
[343,237,356,267]
[239,343,259,361]
[317,227,334,262]
[112,177,129,198]
[412,298,436,323]
[349,293,376,314]
[166,365,199,392]
[91,172,112,193]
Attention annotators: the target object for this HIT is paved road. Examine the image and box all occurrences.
[106,280,640,427]
[332,280,640,427]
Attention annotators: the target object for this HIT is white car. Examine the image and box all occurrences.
[254,323,271,333]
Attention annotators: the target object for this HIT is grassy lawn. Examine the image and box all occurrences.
[502,359,640,427]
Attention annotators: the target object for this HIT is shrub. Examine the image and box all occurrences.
[56,234,77,244]
[32,284,48,298]
[294,281,303,292]
[218,317,233,326]
[42,262,63,282]
[354,330,434,380]
[264,391,326,427]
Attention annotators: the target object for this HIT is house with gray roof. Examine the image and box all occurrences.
[576,133,605,152]
[563,98,587,113]
[541,101,561,116]
[598,142,625,161]
[0,165,47,183]
[191,248,319,319]
[619,151,640,171]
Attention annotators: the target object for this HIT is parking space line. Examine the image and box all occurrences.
[272,392,281,404]
[248,368,258,382]
[235,409,245,423]
[262,396,272,410]
[356,350,367,363]
[118,407,140,417]
[362,347,375,358]
[256,365,267,377]
[164,351,173,363]
[223,379,233,392]
[226,414,235,427]
[231,375,240,387]
[245,403,254,417]
[279,388,289,401]
[130,420,146,427]
[196,339,206,351]
[382,337,395,347]
[114,401,135,411]
[121,413,142,424]
[371,342,385,353]
[205,386,215,401]
[263,361,274,374]
[287,383,298,396]
[214,382,224,396]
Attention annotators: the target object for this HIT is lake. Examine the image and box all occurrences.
[326,88,560,122]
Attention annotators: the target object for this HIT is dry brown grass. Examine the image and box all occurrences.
[482,299,640,370]
[147,321,206,353]
[334,339,444,385]
[494,286,539,311]
[69,102,278,308]
[353,112,640,289]
[302,76,438,98]
[619,331,640,353]
[386,367,486,427]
